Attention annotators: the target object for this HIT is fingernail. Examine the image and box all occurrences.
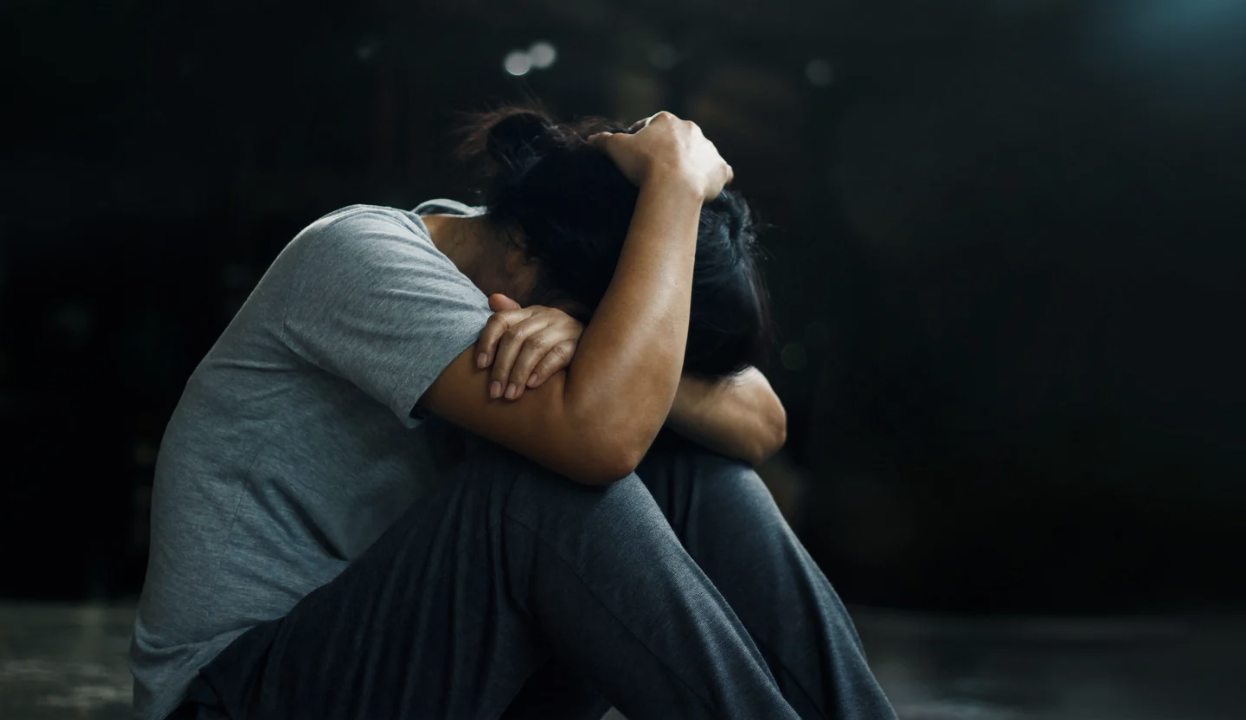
[505,383,518,400]
[477,353,489,368]
[527,374,538,388]
[490,381,502,399]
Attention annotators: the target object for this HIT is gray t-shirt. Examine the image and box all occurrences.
[129,200,494,720]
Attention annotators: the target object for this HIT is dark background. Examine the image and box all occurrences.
[2,0,1243,614]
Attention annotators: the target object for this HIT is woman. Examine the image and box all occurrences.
[131,107,897,720]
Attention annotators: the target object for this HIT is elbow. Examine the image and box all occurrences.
[561,395,655,485]
[566,447,643,486]
[603,443,645,483]
[565,423,649,486]
[752,398,787,467]
[773,401,788,452]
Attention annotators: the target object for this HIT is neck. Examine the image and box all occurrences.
[423,214,497,289]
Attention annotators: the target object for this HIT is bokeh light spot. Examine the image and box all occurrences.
[529,41,557,69]
[504,51,532,77]
[805,58,833,87]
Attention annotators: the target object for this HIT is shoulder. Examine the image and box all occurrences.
[288,204,440,269]
[286,204,473,298]
[306,204,430,243]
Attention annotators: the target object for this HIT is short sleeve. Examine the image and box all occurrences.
[282,206,492,426]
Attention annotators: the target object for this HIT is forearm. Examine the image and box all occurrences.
[563,172,704,463]
[666,367,787,466]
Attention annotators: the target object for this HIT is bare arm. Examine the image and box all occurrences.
[471,305,785,468]
[667,368,787,466]
[421,112,733,485]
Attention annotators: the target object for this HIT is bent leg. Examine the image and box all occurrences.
[636,444,898,720]
[184,440,797,720]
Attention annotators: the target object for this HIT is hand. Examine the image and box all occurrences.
[587,111,734,201]
[475,294,584,401]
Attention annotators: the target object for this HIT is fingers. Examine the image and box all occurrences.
[528,340,577,388]
[628,112,664,132]
[634,111,680,133]
[489,293,521,312]
[479,303,585,401]
[475,307,533,372]
[706,161,734,199]
[479,302,587,400]
[479,294,526,372]
[589,111,666,146]
[590,111,734,199]
[506,325,580,399]
[490,315,550,399]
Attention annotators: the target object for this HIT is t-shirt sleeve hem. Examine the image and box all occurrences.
[389,321,487,428]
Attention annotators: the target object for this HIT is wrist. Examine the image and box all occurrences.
[641,161,703,199]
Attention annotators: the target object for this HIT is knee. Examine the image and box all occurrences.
[696,455,784,524]
[518,470,666,532]
[462,443,672,545]
[642,449,787,530]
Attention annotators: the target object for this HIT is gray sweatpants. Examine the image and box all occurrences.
[175,437,897,720]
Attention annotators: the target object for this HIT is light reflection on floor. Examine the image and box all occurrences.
[0,603,1240,719]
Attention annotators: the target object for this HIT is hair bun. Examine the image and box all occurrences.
[486,111,557,168]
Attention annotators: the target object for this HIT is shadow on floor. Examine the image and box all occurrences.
[1,603,1241,719]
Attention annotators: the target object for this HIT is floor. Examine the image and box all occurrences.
[1,603,1240,719]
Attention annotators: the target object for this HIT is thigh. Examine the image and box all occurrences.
[189,444,554,720]
[181,437,800,720]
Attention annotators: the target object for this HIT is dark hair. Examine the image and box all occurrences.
[458,106,772,378]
